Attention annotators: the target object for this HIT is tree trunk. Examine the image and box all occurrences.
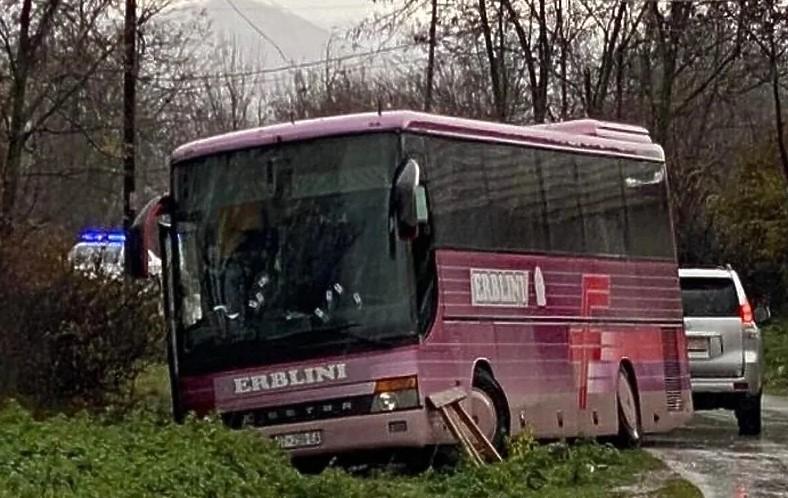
[558,0,568,120]
[534,0,549,123]
[1,0,33,224]
[123,0,137,237]
[478,0,505,120]
[766,7,788,182]
[1,0,61,226]
[501,0,544,123]
[589,0,628,117]
[771,57,788,183]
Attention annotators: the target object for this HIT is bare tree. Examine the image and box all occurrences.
[478,0,506,120]
[742,0,788,181]
[0,0,121,226]
[0,0,62,226]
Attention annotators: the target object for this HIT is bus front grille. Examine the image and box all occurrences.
[221,394,376,429]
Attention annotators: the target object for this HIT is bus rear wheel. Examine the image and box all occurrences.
[614,365,642,448]
[470,369,510,455]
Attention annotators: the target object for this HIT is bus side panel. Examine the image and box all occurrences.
[426,249,692,439]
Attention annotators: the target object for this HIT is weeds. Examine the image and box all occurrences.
[763,317,788,393]
[0,401,666,498]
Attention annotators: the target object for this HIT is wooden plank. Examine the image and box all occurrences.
[438,406,483,466]
[426,387,467,409]
[454,403,503,462]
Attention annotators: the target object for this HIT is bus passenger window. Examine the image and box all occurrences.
[622,161,674,259]
[483,144,548,251]
[576,156,627,257]
[426,138,493,249]
[539,150,585,254]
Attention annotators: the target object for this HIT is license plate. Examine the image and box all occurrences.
[687,337,708,352]
[273,430,322,449]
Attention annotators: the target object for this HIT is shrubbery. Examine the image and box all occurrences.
[0,401,657,498]
[763,317,788,392]
[0,228,165,411]
[708,143,788,310]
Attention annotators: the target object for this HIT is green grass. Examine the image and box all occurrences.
[763,316,788,394]
[0,400,698,498]
[129,363,172,413]
[645,478,703,498]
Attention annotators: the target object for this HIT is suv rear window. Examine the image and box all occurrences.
[680,277,739,317]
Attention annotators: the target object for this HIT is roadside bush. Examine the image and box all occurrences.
[763,317,788,392]
[708,143,788,310]
[0,228,165,411]
[0,401,659,498]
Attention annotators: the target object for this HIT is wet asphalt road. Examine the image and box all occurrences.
[646,395,788,498]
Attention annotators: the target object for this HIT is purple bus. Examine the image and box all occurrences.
[135,111,692,464]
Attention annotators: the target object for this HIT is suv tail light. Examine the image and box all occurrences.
[739,301,755,328]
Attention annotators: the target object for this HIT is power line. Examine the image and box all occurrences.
[146,43,421,83]
[141,55,430,94]
[223,0,291,64]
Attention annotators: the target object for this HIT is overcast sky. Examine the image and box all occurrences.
[230,0,377,30]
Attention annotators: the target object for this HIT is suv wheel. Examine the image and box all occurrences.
[735,392,762,436]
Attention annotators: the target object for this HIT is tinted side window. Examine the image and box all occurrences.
[576,156,627,256]
[622,160,674,258]
[425,137,548,251]
[680,277,740,317]
[416,134,674,260]
[539,149,585,253]
[426,138,493,248]
[484,144,548,251]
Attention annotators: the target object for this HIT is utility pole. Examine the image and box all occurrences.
[123,0,137,266]
[424,0,438,112]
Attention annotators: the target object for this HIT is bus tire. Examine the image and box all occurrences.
[735,392,762,436]
[471,369,510,455]
[614,365,642,448]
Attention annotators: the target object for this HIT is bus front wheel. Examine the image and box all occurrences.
[614,365,642,448]
[470,369,510,455]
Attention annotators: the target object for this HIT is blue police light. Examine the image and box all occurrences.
[106,230,126,243]
[78,228,126,244]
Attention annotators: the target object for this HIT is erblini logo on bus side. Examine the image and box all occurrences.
[470,269,529,307]
[470,267,547,308]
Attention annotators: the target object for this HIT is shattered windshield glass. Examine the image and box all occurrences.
[172,133,417,374]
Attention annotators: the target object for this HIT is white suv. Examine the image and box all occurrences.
[678,266,767,435]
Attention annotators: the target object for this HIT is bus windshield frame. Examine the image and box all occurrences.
[167,132,420,376]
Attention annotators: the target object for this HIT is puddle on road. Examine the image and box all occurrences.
[646,405,788,498]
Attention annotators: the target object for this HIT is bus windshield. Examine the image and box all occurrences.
[171,133,417,375]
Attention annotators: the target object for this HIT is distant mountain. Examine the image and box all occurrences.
[189,0,335,64]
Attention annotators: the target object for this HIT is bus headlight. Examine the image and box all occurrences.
[371,375,419,413]
[376,392,398,412]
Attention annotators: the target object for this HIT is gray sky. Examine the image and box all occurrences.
[173,0,394,65]
[251,0,377,30]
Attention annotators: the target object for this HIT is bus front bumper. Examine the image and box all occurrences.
[256,407,453,457]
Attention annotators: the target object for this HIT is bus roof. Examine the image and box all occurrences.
[171,110,664,164]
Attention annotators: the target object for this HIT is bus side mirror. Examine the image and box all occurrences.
[126,193,172,279]
[394,159,424,240]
